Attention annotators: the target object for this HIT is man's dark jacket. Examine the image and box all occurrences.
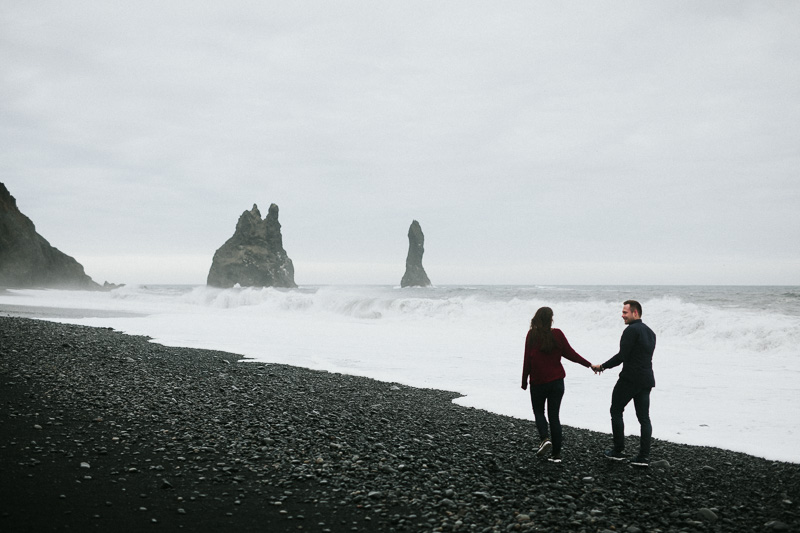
[601,319,656,388]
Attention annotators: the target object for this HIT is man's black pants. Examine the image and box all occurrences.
[610,379,652,457]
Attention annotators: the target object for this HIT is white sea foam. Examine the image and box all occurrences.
[2,284,798,462]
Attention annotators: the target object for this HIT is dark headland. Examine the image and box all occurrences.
[1,316,797,532]
[0,182,117,291]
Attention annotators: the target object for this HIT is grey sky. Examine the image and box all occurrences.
[2,1,798,285]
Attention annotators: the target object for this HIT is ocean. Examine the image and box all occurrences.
[2,284,798,463]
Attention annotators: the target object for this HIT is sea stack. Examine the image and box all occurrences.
[207,203,297,289]
[400,220,431,288]
[0,182,101,289]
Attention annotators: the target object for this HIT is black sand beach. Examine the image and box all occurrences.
[1,315,798,532]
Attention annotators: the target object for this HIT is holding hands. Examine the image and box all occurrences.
[591,364,604,375]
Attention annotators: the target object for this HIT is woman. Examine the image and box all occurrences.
[521,306,594,463]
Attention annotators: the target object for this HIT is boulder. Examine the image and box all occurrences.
[400,220,431,288]
[0,182,101,290]
[207,203,297,288]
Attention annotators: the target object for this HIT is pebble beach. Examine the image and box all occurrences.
[1,315,798,532]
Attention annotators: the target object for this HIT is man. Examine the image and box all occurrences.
[592,300,656,467]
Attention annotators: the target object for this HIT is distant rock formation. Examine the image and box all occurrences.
[207,203,297,289]
[401,220,431,288]
[0,182,101,290]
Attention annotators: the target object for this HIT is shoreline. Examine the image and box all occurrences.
[1,316,798,532]
[0,303,144,319]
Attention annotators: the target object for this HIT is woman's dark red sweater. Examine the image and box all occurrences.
[522,328,591,387]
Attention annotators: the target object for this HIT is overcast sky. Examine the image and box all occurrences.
[2,1,798,286]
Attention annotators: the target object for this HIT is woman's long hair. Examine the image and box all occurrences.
[529,306,556,352]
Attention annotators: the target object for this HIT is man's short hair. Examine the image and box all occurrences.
[624,300,642,316]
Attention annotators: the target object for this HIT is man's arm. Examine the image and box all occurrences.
[602,325,638,370]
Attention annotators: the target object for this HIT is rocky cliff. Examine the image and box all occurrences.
[207,203,297,288]
[401,220,431,288]
[0,183,101,289]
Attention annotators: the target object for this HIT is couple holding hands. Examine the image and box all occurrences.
[521,300,656,466]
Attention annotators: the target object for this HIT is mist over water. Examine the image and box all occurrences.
[3,284,798,463]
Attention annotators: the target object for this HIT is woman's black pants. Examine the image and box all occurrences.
[529,378,565,454]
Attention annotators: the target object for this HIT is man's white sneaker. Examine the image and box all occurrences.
[604,449,626,461]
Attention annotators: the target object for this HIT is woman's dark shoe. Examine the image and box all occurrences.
[536,439,552,457]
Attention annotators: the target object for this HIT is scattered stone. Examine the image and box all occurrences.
[697,508,718,522]
[765,520,790,531]
[1,315,798,533]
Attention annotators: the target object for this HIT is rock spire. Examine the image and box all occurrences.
[207,203,297,288]
[0,182,101,289]
[400,220,431,288]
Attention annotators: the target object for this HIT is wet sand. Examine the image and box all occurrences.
[0,303,143,319]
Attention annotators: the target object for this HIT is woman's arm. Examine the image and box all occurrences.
[554,329,591,368]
